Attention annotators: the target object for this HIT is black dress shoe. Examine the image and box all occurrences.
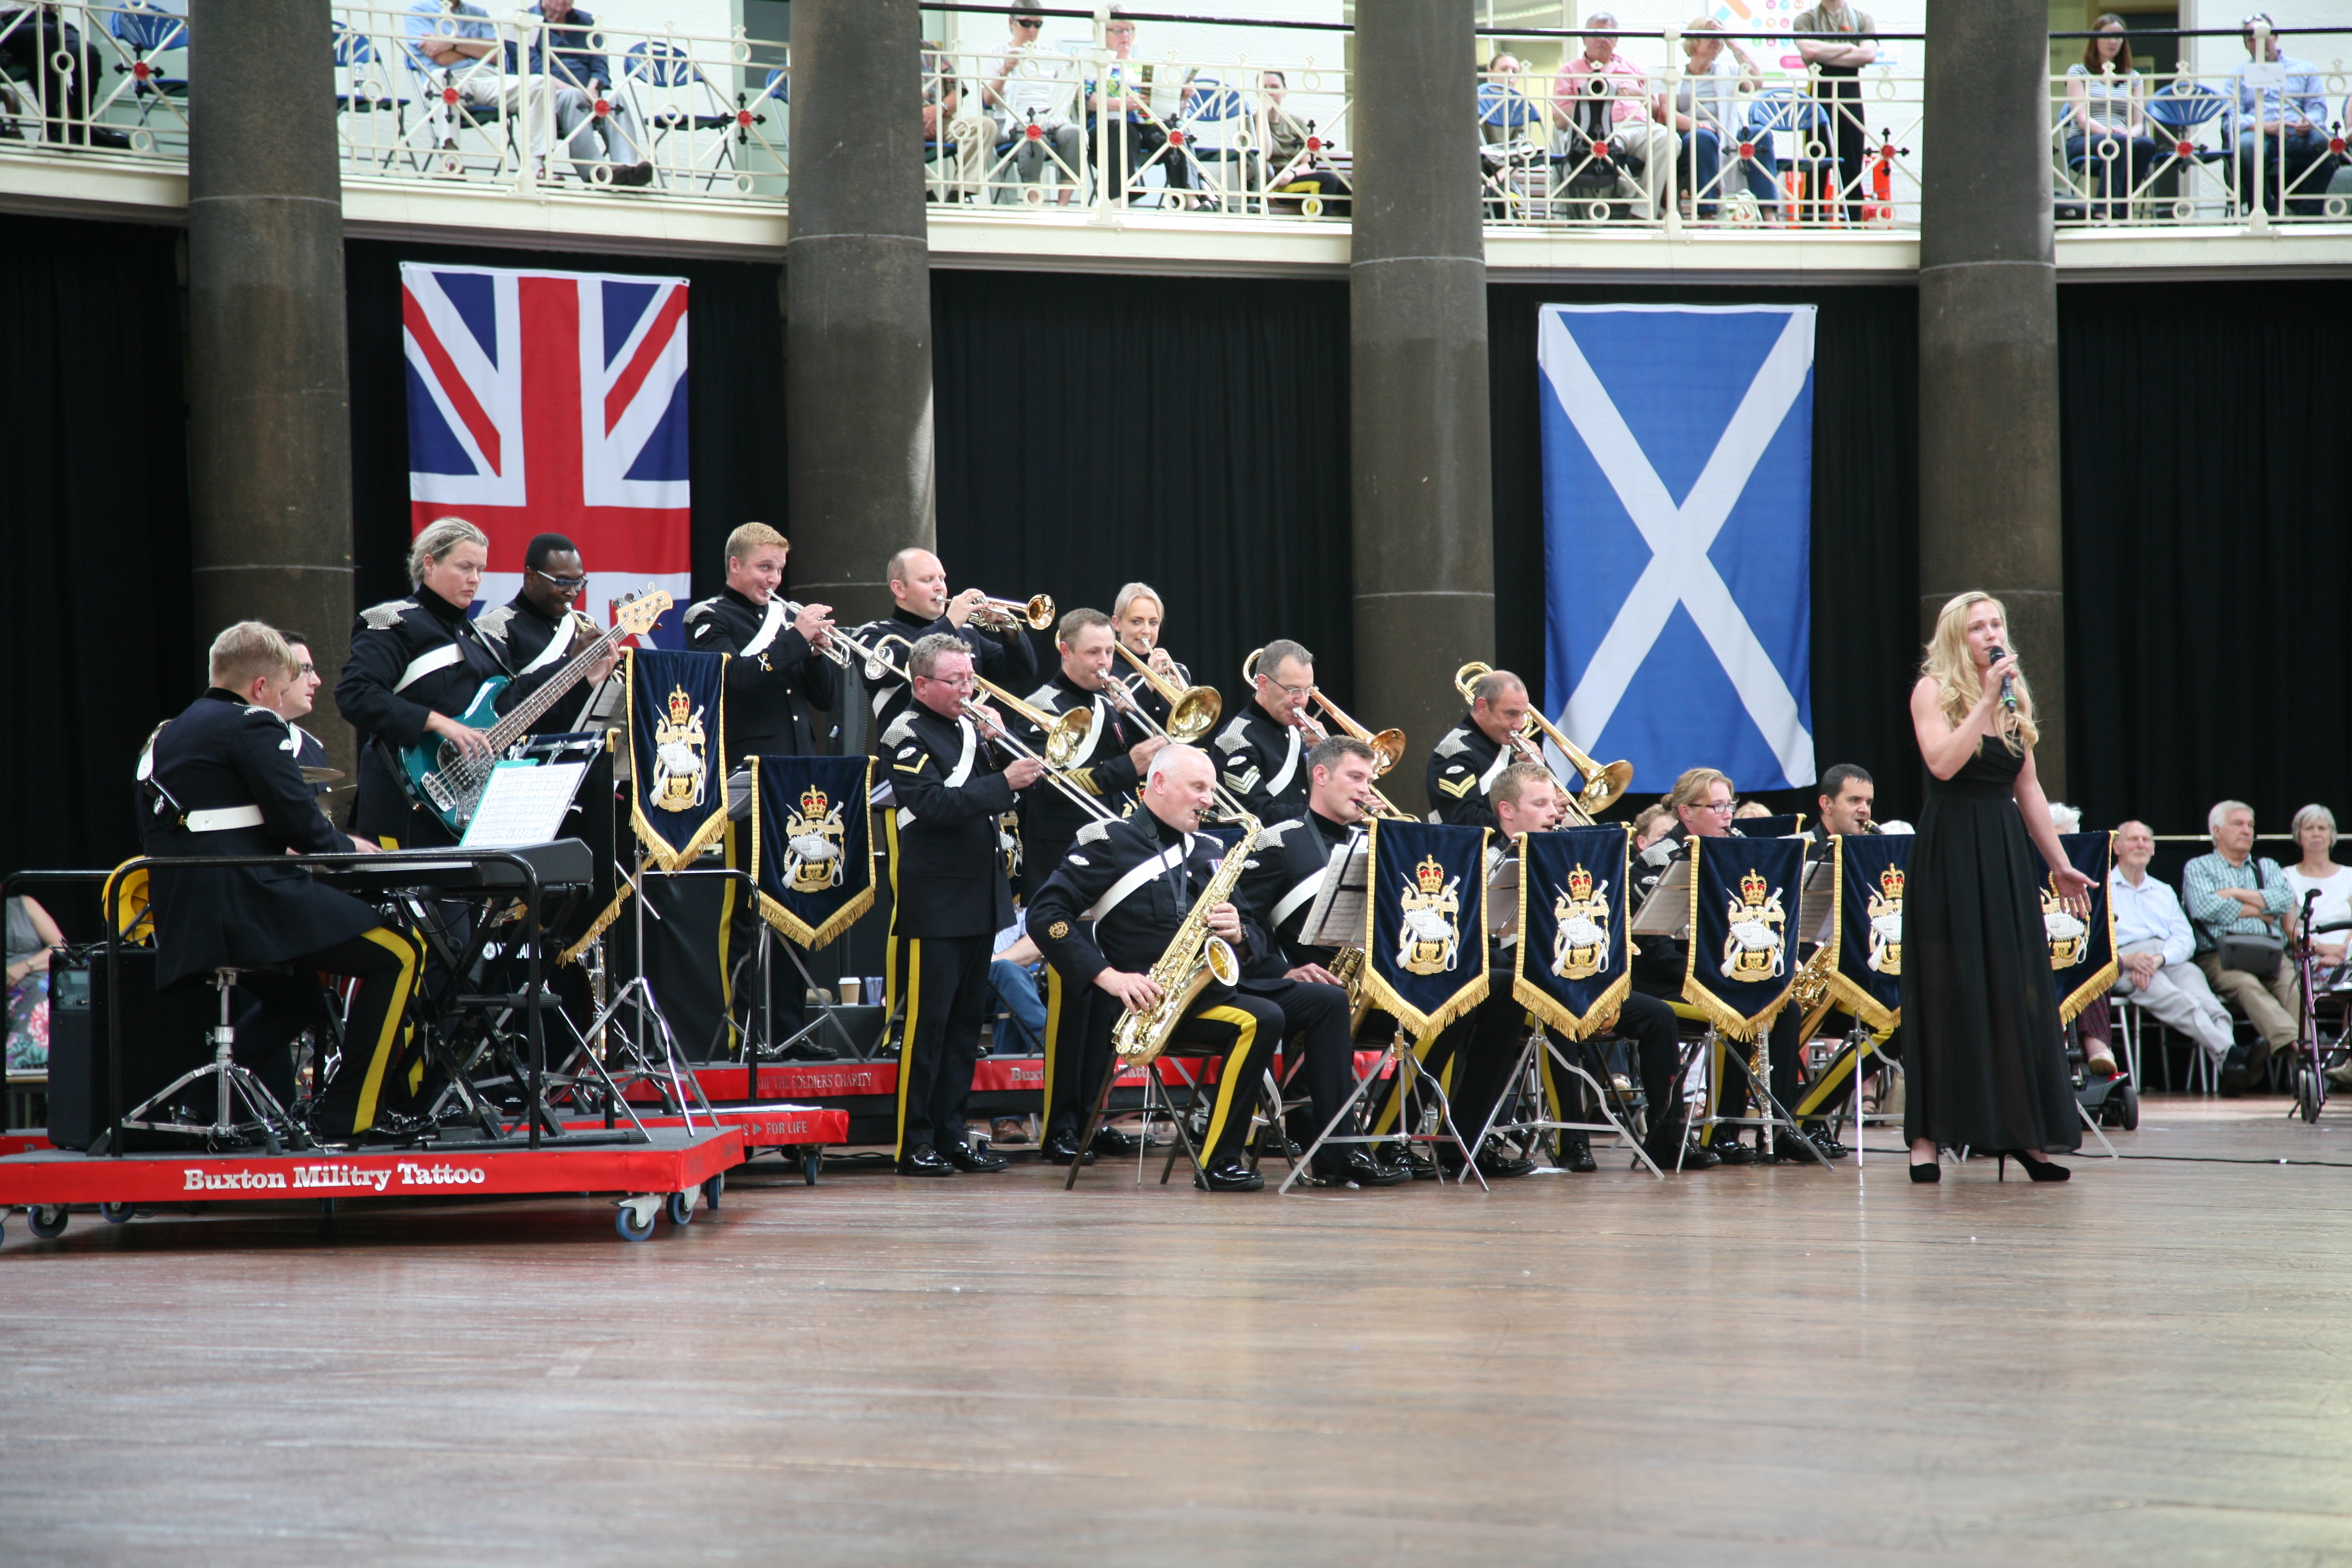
[1647,1138,1719,1170]
[898,1143,956,1177]
[1710,1137,1759,1166]
[1477,1150,1538,1179]
[1193,1156,1265,1192]
[1320,1148,1410,1187]
[1038,1130,1096,1166]
[1091,1127,1143,1158]
[1802,1129,1851,1160]
[1391,1143,1442,1180]
[1557,1133,1598,1173]
[779,1038,840,1062]
[359,1110,432,1145]
[943,1140,1008,1173]
[1768,1133,1824,1165]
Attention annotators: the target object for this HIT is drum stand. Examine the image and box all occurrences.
[113,967,311,1154]
[1278,1032,1484,1194]
[1463,1026,1664,1181]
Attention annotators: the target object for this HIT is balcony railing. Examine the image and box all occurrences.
[0,2,192,159]
[2049,24,2352,230]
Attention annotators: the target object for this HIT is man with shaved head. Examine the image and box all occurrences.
[848,545,1040,733]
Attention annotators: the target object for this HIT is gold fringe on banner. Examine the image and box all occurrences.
[625,648,730,872]
[1510,831,1630,1041]
[750,757,877,951]
[557,855,653,968]
[1816,837,1900,1034]
[1358,823,1491,1042]
[2055,831,2119,1025]
[1678,839,1797,1043]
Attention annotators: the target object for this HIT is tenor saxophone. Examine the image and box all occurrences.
[1112,814,1265,1067]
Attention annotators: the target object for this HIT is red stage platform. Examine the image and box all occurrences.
[0,1126,747,1245]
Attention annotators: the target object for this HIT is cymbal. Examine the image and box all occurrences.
[301,766,347,783]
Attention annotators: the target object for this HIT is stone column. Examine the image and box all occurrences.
[785,0,934,639]
[1917,0,2066,793]
[186,0,355,774]
[1350,0,1494,816]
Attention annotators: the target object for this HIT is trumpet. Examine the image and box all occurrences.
[1112,639,1221,743]
[783,606,918,686]
[967,592,1057,633]
[966,676,1122,825]
[1452,661,1634,825]
[1240,646,1413,820]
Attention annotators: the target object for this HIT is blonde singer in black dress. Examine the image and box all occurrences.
[1902,592,2094,1183]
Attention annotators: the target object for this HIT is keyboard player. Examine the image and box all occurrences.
[136,623,427,1144]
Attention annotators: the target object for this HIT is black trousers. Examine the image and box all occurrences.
[1531,989,1683,1142]
[894,934,991,1158]
[1705,1006,1804,1139]
[235,928,422,1137]
[1238,976,1353,1145]
[1380,964,1528,1144]
[1162,989,1284,1165]
[0,13,97,141]
[1041,963,1108,1139]
[1817,68,1866,223]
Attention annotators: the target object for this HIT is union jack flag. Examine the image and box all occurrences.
[401,262,691,647]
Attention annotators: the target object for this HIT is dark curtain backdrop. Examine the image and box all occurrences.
[929,269,1356,710]
[2060,278,2352,837]
[1,216,192,894]
[1487,282,1922,821]
[344,240,786,611]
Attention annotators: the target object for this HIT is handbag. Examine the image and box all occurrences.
[2215,859,2286,974]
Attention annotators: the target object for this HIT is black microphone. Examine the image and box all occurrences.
[1987,645,2017,712]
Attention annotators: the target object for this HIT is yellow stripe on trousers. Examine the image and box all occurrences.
[1195,1004,1261,1158]
[1039,965,1066,1132]
[882,815,904,1023]
[352,926,422,1131]
[893,938,923,1161]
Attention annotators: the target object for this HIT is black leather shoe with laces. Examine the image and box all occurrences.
[943,1140,1008,1173]
[1038,1130,1096,1166]
[1194,1157,1265,1192]
[898,1143,956,1177]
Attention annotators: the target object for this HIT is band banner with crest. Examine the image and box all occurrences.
[1682,834,1806,1040]
[2032,830,2118,1023]
[1512,823,1632,1040]
[625,647,728,871]
[1362,820,1490,1040]
[1817,833,1910,1032]
[749,755,876,949]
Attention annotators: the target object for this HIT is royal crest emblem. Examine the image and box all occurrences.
[650,683,709,810]
[1719,867,1788,983]
[2041,876,2089,969]
[1866,864,1905,977]
[1550,861,1612,981]
[782,782,848,895]
[1396,852,1463,976]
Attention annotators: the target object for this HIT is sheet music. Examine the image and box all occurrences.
[460,760,586,848]
[1799,857,1837,944]
[1486,851,1520,938]
[1630,858,1691,936]
[1299,838,1371,949]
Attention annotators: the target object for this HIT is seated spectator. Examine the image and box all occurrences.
[1669,18,1771,220]
[1086,10,1178,201]
[1732,799,1771,821]
[1553,13,1676,220]
[2109,820,2233,1080]
[512,1,653,186]
[2283,803,2352,968]
[984,6,1081,206]
[922,40,988,202]
[2064,16,2154,223]
[1630,801,1673,849]
[989,927,1046,1056]
[403,0,604,186]
[5,894,62,1072]
[0,4,131,149]
[1258,71,1348,213]
[2232,16,2330,218]
[2183,799,2301,1095]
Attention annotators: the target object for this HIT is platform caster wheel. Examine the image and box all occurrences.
[666,1189,696,1227]
[803,1150,821,1186]
[702,1171,723,1210]
[2113,1082,2139,1131]
[100,1202,136,1225]
[616,1203,656,1242]
[2297,1068,2322,1124]
[27,1206,69,1240]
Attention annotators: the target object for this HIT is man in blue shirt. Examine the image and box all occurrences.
[2233,15,2330,217]
[2182,798,2300,1094]
[401,0,623,186]
[509,1,653,185]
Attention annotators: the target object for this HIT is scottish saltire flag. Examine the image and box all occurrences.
[402,262,691,648]
[1538,304,1815,790]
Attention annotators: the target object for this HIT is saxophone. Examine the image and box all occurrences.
[1327,945,1374,1034]
[1112,814,1265,1067]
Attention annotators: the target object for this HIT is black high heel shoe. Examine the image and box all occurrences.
[1908,1156,1940,1184]
[1997,1151,2070,1183]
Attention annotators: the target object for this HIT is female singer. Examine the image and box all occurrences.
[1902,592,2093,1183]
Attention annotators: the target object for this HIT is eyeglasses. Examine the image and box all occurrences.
[1013,16,1042,27]
[533,570,590,592]
[293,662,316,676]
[920,672,977,689]
[1265,676,1312,701]
[1695,799,1736,814]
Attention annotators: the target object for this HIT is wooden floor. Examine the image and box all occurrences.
[3,1095,2350,1566]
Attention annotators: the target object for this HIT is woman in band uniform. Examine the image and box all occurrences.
[1902,592,2092,1183]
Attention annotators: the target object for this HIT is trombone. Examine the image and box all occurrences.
[1452,661,1634,825]
[1095,676,1251,824]
[1111,639,1221,743]
[1241,646,1414,821]
[968,675,1123,825]
[967,592,1057,633]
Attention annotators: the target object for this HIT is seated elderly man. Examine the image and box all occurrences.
[403,0,604,185]
[2183,799,2301,1096]
[2109,820,2234,1080]
[510,1,653,186]
[1553,13,1676,221]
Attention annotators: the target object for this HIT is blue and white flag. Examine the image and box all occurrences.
[1538,304,1816,790]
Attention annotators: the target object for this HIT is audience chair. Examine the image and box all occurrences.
[622,41,740,191]
[1173,73,1250,211]
[102,0,188,139]
[331,20,409,166]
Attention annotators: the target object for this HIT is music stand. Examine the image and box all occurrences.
[1629,859,1840,1174]
[1277,837,1485,1194]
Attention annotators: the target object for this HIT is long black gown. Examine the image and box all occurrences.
[1900,736,2080,1153]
